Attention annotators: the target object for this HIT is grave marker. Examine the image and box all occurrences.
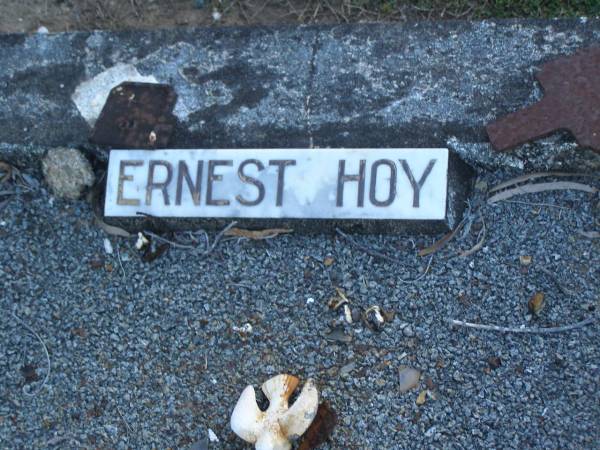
[104,148,473,233]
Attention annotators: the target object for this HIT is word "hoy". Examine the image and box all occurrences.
[337,159,435,208]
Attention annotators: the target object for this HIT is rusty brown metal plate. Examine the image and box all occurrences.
[90,82,177,149]
[487,47,600,154]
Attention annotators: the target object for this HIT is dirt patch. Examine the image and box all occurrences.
[1,0,342,33]
[2,0,598,34]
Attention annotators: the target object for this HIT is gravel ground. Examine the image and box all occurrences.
[0,169,599,449]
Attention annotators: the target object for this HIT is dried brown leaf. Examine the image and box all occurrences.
[88,178,132,238]
[489,172,599,194]
[577,230,600,239]
[419,222,464,257]
[487,356,502,370]
[528,292,546,316]
[224,227,293,240]
[488,181,598,204]
[424,377,435,391]
[297,401,338,450]
[416,390,427,406]
[71,327,87,338]
[20,364,39,384]
[0,161,12,183]
[89,257,104,269]
[142,242,170,263]
[94,216,132,238]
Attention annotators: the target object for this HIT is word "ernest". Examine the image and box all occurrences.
[117,159,295,207]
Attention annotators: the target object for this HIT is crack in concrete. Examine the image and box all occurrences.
[304,30,320,149]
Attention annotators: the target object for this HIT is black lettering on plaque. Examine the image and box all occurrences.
[206,160,233,206]
[369,159,397,207]
[117,160,142,206]
[269,160,296,206]
[236,159,265,206]
[146,160,173,206]
[399,159,436,208]
[336,160,366,207]
[175,160,203,206]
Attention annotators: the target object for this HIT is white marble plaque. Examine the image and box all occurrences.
[104,148,448,220]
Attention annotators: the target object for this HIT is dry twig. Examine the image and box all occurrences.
[335,228,433,283]
[224,227,293,240]
[397,255,434,284]
[142,231,197,250]
[44,435,81,447]
[117,406,133,435]
[335,228,401,264]
[488,181,597,204]
[459,218,486,257]
[116,244,126,278]
[418,216,468,257]
[535,266,576,297]
[449,317,595,334]
[0,198,10,213]
[489,172,599,194]
[12,312,51,396]
[577,230,600,239]
[144,221,238,256]
[497,199,571,210]
[419,228,458,257]
[206,221,238,255]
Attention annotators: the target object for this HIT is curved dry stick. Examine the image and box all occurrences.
[449,317,595,334]
[459,218,486,258]
[489,172,600,194]
[335,228,401,264]
[335,228,433,283]
[12,312,51,396]
[487,181,597,204]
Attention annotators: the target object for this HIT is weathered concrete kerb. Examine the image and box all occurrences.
[1,19,599,173]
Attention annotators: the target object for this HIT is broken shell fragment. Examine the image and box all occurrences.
[363,305,386,331]
[231,374,319,450]
[398,366,421,393]
[135,232,149,250]
[519,255,532,266]
[328,296,348,311]
[328,288,353,324]
[328,288,350,310]
[232,323,253,334]
[343,304,353,324]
